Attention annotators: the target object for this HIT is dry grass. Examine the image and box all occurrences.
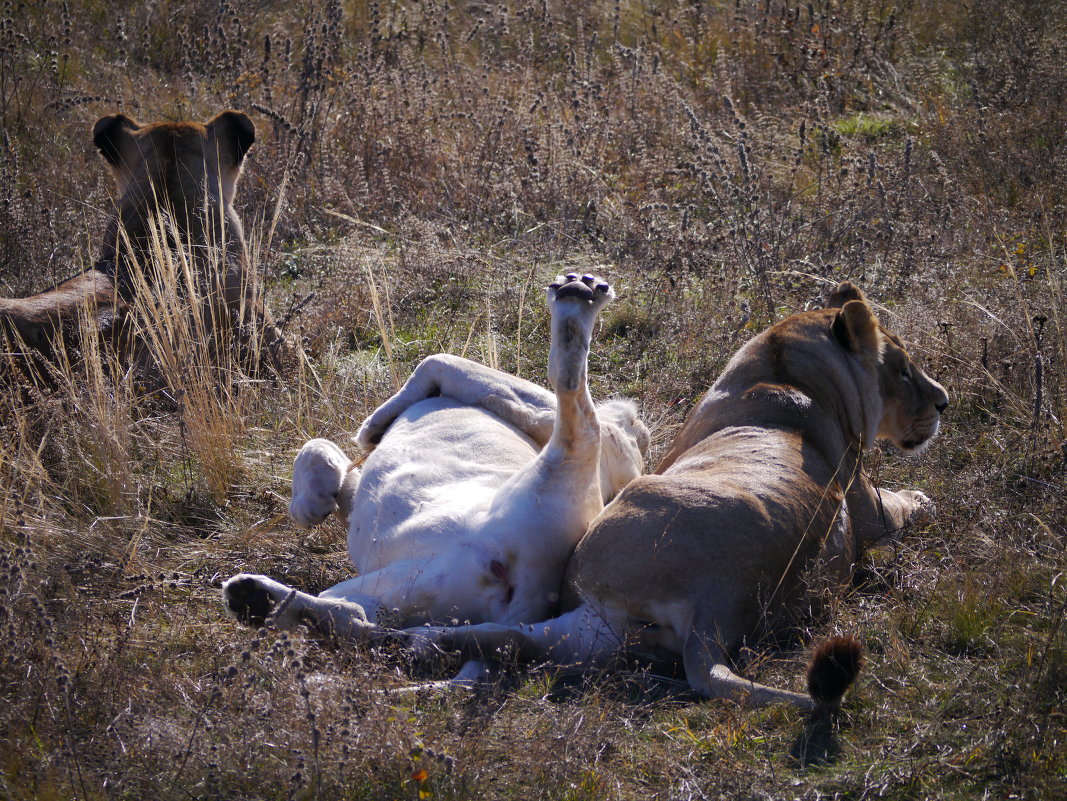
[1,1,1065,799]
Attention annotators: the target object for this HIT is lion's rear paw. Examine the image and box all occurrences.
[548,272,614,312]
[900,490,936,526]
[223,574,279,626]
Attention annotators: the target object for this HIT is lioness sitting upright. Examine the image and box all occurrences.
[0,110,284,371]
[408,282,948,713]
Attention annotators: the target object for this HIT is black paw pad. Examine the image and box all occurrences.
[226,577,275,626]
[556,281,595,301]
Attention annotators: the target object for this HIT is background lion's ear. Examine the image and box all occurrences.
[831,299,881,356]
[825,281,868,309]
[207,111,256,168]
[92,114,140,167]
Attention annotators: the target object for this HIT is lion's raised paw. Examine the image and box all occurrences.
[548,272,614,311]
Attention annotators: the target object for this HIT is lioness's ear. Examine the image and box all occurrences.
[92,113,140,167]
[825,281,868,309]
[831,299,881,356]
[207,111,255,167]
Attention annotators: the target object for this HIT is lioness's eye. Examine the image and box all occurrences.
[899,368,911,381]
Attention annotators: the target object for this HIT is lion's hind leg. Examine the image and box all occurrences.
[540,273,614,467]
[356,274,615,459]
[546,273,614,394]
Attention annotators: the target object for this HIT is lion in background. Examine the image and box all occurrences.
[408,282,949,715]
[0,110,285,376]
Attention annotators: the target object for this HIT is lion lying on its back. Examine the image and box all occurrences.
[223,274,650,675]
[411,282,949,713]
[0,110,284,373]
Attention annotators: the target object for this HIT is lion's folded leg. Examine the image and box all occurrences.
[404,603,622,666]
[404,622,550,663]
[289,438,362,529]
[356,353,558,450]
[892,489,936,527]
[302,596,376,642]
[849,477,938,550]
[290,438,357,527]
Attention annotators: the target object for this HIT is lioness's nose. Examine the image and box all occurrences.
[929,376,949,414]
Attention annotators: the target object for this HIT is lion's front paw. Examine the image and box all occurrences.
[290,439,350,527]
[548,272,615,312]
[223,574,286,626]
[899,490,937,526]
[289,493,338,528]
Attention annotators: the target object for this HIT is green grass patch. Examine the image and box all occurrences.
[831,113,911,142]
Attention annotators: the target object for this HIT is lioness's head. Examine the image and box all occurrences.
[92,111,255,294]
[827,282,948,453]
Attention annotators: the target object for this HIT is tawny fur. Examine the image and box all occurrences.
[0,111,284,373]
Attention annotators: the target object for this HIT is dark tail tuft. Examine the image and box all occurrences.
[806,635,864,713]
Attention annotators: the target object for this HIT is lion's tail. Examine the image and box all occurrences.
[806,635,864,715]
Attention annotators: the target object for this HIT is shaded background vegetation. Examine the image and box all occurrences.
[1,1,1064,798]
